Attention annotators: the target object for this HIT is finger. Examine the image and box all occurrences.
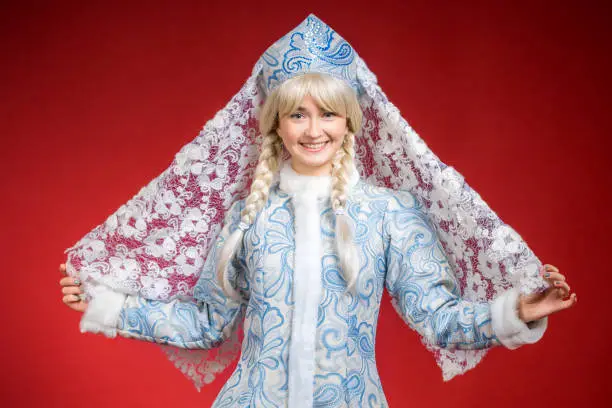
[62,294,81,304]
[70,303,88,313]
[62,286,83,295]
[560,293,578,309]
[59,276,80,287]
[541,264,559,273]
[59,276,72,286]
[59,263,67,276]
[553,281,570,298]
[541,271,566,283]
[69,301,88,313]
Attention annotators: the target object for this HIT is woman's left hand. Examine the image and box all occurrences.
[518,264,577,323]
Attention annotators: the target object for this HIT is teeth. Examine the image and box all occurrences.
[302,142,327,149]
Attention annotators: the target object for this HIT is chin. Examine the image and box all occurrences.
[305,153,336,165]
[292,155,335,174]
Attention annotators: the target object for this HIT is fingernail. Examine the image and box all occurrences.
[554,281,560,286]
[544,273,550,278]
[74,279,81,285]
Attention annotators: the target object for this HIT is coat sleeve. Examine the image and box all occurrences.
[79,200,248,349]
[383,191,547,350]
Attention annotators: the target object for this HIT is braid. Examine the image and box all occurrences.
[216,132,282,299]
[331,133,355,211]
[331,133,359,291]
[242,133,282,223]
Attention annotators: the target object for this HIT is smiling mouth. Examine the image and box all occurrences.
[299,141,329,151]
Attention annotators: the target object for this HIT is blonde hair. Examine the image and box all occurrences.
[217,73,363,300]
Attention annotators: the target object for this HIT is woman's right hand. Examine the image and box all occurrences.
[59,263,88,313]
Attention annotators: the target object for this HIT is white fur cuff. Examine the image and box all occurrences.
[491,288,547,349]
[80,286,127,338]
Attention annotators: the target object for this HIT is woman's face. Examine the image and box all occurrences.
[277,95,348,176]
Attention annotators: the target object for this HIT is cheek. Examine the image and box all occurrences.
[329,131,347,146]
[326,121,348,138]
[278,126,302,146]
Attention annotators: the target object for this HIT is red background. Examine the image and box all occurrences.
[1,1,610,407]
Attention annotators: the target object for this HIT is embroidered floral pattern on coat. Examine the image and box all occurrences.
[117,182,499,407]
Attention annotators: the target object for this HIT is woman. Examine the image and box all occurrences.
[59,15,576,408]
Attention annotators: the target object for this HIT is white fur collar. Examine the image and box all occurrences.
[278,160,359,198]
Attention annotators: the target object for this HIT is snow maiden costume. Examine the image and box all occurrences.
[65,14,549,408]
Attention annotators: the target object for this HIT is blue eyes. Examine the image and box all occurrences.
[289,112,336,119]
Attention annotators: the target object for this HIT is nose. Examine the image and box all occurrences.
[306,117,322,138]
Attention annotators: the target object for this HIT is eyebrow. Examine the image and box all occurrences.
[294,106,332,112]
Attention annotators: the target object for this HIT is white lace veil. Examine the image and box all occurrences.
[65,14,547,389]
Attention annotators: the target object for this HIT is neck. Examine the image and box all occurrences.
[279,161,332,198]
[290,161,332,177]
[278,160,360,199]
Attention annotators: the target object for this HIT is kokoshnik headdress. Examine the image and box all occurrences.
[65,14,547,389]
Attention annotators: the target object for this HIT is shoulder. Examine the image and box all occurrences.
[224,198,246,227]
[350,180,423,213]
[228,198,246,214]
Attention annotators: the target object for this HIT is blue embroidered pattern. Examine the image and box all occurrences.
[259,14,361,94]
[117,182,500,407]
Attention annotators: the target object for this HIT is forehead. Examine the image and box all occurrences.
[278,86,343,117]
[295,95,323,110]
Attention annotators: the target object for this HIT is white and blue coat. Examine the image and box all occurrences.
[81,164,546,407]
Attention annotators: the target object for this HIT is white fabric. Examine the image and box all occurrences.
[281,162,360,407]
[287,186,324,407]
[491,288,548,349]
[80,285,126,338]
[279,162,333,198]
